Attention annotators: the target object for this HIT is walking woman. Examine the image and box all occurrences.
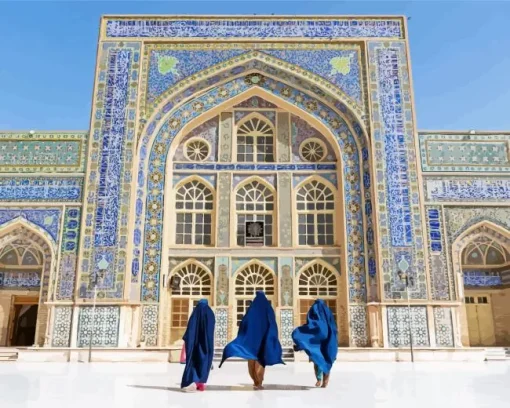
[219,291,284,389]
[292,299,338,388]
[181,299,215,392]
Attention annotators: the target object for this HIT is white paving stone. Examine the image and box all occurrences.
[0,362,509,408]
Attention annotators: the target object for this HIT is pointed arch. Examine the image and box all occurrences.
[0,221,55,346]
[139,71,370,314]
[233,259,276,296]
[235,111,275,163]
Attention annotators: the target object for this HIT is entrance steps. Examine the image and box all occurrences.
[213,347,294,362]
[0,349,18,362]
[484,348,508,360]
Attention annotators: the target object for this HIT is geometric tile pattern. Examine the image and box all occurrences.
[79,41,140,300]
[214,308,228,348]
[0,132,87,173]
[419,133,510,172]
[444,207,510,243]
[387,306,430,348]
[368,41,426,300]
[280,309,294,348]
[77,306,120,348]
[425,206,453,301]
[433,307,454,348]
[106,17,403,39]
[424,178,510,202]
[51,306,73,347]
[349,305,368,347]
[56,207,81,300]
[140,305,159,347]
[0,177,83,202]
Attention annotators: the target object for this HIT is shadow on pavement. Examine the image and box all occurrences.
[129,383,313,392]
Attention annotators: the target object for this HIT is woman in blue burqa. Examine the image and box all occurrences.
[181,299,215,392]
[292,299,338,388]
[219,291,284,389]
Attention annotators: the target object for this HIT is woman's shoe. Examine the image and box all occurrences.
[182,383,197,393]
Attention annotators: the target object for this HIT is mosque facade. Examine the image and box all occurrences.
[0,16,509,360]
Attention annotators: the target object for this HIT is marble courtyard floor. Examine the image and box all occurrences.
[0,361,509,408]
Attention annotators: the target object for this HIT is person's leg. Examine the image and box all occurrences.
[248,360,257,386]
[254,361,265,389]
[321,372,330,388]
[314,364,323,387]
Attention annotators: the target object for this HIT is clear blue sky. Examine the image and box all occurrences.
[1,1,509,131]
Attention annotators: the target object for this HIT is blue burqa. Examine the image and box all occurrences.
[181,299,215,388]
[292,299,338,375]
[219,291,284,368]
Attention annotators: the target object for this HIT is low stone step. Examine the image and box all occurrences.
[484,348,507,360]
[0,351,18,362]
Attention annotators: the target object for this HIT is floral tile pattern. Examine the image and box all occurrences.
[140,305,159,347]
[77,306,120,348]
[433,307,454,348]
[387,306,430,348]
[57,207,81,301]
[280,309,294,348]
[215,308,228,348]
[52,306,73,347]
[419,133,510,172]
[0,132,88,173]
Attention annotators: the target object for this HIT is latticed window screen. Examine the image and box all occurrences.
[171,298,190,329]
[300,139,326,162]
[175,180,214,245]
[236,180,274,246]
[235,263,275,326]
[170,263,212,296]
[299,299,337,326]
[296,180,335,246]
[236,117,274,162]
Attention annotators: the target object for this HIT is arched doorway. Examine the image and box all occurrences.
[297,260,339,331]
[0,223,53,347]
[460,226,510,346]
[234,261,275,329]
[168,260,213,344]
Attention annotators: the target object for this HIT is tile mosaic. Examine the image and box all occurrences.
[425,178,510,202]
[387,306,430,347]
[56,208,81,301]
[77,306,120,348]
[433,307,454,348]
[0,132,87,173]
[0,208,61,243]
[140,305,159,347]
[280,309,294,348]
[51,306,73,347]
[0,177,83,202]
[214,308,228,348]
[419,133,510,172]
[106,18,403,39]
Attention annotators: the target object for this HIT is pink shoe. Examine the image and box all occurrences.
[196,383,206,391]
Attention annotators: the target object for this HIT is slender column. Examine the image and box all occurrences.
[219,112,233,162]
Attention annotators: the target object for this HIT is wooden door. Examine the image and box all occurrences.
[465,295,496,346]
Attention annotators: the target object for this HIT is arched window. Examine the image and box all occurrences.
[235,180,274,246]
[234,262,275,326]
[463,236,510,266]
[169,261,212,343]
[296,180,335,246]
[297,261,338,326]
[175,179,214,245]
[236,116,274,162]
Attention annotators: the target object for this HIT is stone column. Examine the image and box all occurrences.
[277,173,292,248]
[216,174,231,247]
[367,303,381,347]
[276,112,291,162]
